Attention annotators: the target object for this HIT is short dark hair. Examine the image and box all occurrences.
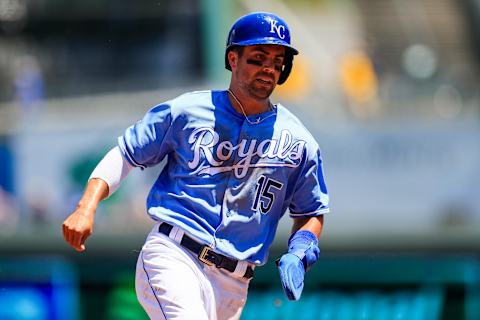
[233,46,244,57]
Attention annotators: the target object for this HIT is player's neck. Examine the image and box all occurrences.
[227,87,271,116]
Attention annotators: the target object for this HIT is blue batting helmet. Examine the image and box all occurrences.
[225,12,299,85]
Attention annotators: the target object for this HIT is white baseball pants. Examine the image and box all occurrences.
[135,223,251,320]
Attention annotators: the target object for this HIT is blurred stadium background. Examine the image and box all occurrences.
[0,0,479,319]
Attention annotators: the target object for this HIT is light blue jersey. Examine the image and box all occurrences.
[118,90,329,264]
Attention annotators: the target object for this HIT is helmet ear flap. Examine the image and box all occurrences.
[278,51,294,85]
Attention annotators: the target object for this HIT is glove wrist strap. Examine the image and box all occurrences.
[290,250,308,270]
[287,230,319,271]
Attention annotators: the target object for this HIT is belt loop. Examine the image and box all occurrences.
[173,227,184,243]
[232,260,248,278]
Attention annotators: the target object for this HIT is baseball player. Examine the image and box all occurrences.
[62,12,329,320]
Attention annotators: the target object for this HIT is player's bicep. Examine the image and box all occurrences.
[118,103,173,169]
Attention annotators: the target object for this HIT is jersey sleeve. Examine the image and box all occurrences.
[289,148,330,217]
[118,103,173,169]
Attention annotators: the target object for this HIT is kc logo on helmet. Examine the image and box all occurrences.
[269,19,286,39]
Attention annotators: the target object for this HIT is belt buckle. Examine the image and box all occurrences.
[198,246,215,266]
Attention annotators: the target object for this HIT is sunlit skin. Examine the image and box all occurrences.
[228,45,285,115]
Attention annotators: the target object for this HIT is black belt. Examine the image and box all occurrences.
[159,223,254,279]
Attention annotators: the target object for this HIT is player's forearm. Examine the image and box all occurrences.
[291,215,324,238]
[63,177,107,252]
[76,178,109,215]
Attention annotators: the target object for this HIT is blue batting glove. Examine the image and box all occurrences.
[277,253,305,301]
[277,230,320,301]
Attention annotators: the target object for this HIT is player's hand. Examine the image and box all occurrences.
[62,209,95,252]
[277,253,305,301]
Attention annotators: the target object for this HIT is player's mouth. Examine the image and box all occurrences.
[256,78,274,86]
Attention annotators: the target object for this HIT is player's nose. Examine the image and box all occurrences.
[261,60,276,74]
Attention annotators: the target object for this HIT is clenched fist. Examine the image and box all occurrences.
[62,209,95,251]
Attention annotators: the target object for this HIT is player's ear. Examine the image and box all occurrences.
[228,50,238,70]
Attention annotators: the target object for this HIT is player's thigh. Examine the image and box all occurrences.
[207,266,250,320]
[136,238,213,320]
[135,256,167,320]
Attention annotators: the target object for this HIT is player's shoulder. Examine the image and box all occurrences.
[275,104,302,124]
[145,90,212,119]
[169,89,213,106]
[172,89,213,101]
[276,104,319,148]
[167,90,214,115]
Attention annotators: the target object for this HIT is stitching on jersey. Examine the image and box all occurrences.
[122,136,146,170]
[289,207,330,217]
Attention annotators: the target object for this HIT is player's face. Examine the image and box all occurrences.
[232,45,285,99]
